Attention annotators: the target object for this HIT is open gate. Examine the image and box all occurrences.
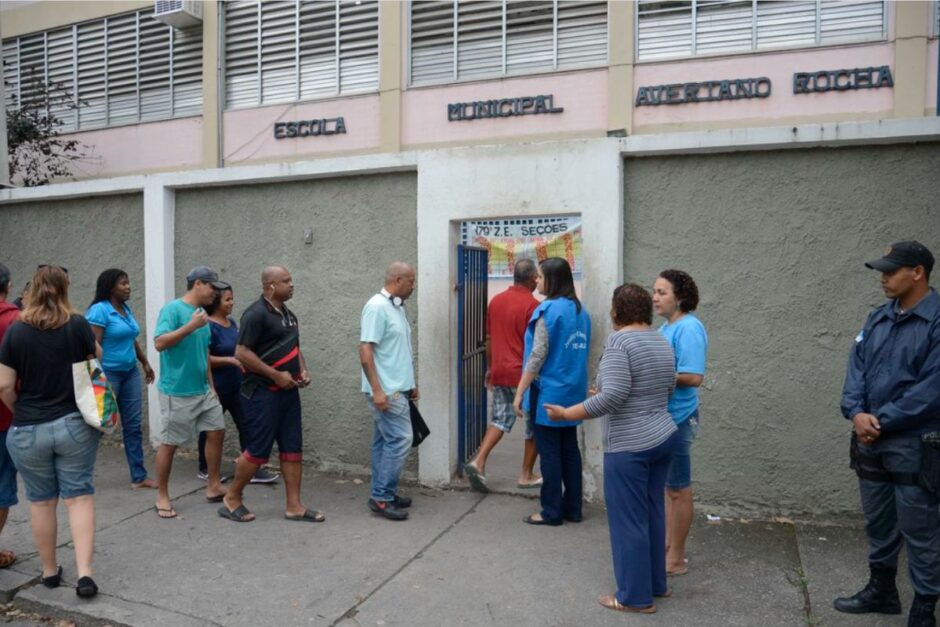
[456,245,488,472]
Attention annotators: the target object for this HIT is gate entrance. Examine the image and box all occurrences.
[456,245,488,472]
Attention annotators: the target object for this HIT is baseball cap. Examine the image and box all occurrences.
[865,241,934,274]
[186,265,230,290]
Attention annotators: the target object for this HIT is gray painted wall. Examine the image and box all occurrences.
[174,173,418,472]
[624,143,940,519]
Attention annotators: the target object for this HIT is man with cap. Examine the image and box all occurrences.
[152,266,230,519]
[0,264,19,568]
[836,241,940,627]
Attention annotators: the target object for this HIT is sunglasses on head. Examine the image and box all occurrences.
[37,264,69,274]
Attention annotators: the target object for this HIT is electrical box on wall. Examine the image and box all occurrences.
[153,0,203,29]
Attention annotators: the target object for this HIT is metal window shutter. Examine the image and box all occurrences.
[936,0,940,37]
[260,0,297,105]
[106,13,139,126]
[225,0,261,109]
[410,0,456,85]
[46,26,76,131]
[299,0,338,99]
[695,0,752,54]
[637,1,693,61]
[172,24,203,116]
[819,0,884,44]
[3,40,19,111]
[755,0,816,49]
[17,33,47,111]
[556,0,607,68]
[505,1,554,75]
[456,0,503,80]
[139,15,172,122]
[76,21,107,130]
[338,0,379,94]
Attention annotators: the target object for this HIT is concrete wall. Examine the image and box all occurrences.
[0,193,146,325]
[623,143,940,519]
[173,173,418,472]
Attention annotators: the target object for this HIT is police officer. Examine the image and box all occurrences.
[836,241,940,627]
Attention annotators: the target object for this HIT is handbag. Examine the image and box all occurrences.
[408,399,430,447]
[67,320,120,434]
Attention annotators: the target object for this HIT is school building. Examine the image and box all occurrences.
[0,0,938,519]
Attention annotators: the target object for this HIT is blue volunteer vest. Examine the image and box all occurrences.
[522,297,591,428]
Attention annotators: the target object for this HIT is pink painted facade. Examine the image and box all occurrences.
[401,70,609,146]
[57,117,203,179]
[223,95,381,165]
[633,43,896,129]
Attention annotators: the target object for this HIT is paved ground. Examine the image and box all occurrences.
[0,440,928,627]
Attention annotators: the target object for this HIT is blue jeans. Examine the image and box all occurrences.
[106,367,148,483]
[859,434,940,595]
[534,424,582,523]
[7,413,100,502]
[367,393,412,502]
[0,431,17,508]
[605,432,678,607]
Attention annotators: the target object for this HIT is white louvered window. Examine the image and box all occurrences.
[409,0,608,86]
[636,0,886,62]
[2,9,203,131]
[223,0,379,110]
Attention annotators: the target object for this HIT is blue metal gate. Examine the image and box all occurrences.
[456,245,488,472]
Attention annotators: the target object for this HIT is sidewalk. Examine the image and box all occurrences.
[0,444,924,627]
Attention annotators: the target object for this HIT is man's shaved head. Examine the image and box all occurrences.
[385,262,414,283]
[262,265,289,285]
[384,261,416,301]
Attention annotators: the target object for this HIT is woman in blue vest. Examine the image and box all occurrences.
[513,257,591,525]
[86,269,156,489]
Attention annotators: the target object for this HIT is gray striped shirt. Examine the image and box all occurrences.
[583,329,677,453]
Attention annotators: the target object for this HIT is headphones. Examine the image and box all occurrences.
[387,293,403,308]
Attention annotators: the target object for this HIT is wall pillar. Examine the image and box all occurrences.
[201,0,222,168]
[893,0,930,119]
[378,1,403,152]
[607,0,635,135]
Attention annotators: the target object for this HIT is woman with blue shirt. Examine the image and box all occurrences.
[513,257,591,526]
[86,269,155,489]
[652,269,708,577]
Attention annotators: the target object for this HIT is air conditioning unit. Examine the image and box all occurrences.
[153,0,203,29]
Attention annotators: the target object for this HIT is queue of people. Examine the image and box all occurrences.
[0,244,936,627]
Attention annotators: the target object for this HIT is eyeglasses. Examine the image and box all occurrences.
[37,264,69,274]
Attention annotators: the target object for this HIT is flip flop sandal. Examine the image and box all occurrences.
[285,509,325,523]
[667,566,689,577]
[464,463,488,493]
[517,477,543,489]
[0,550,16,569]
[154,506,178,519]
[218,504,254,522]
[523,513,562,526]
[597,594,656,614]
[205,494,225,503]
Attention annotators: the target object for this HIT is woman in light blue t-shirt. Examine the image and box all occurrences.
[652,269,708,577]
[86,269,155,489]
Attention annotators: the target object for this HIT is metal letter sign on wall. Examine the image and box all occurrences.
[793,66,894,94]
[447,95,563,121]
[273,117,347,139]
[635,77,771,106]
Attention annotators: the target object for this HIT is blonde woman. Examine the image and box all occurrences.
[0,266,103,598]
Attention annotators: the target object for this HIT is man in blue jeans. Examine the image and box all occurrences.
[359,262,417,521]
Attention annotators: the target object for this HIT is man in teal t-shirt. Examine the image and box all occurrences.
[152,266,230,519]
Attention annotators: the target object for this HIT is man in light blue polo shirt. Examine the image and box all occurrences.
[359,261,417,521]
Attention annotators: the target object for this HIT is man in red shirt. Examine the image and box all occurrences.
[0,264,20,568]
[464,259,541,492]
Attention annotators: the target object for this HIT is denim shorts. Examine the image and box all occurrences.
[0,431,17,509]
[7,413,100,502]
[490,386,534,440]
[666,411,699,490]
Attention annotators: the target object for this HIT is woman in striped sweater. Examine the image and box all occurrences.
[544,283,678,614]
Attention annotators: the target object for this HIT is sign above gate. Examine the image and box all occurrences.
[460,215,582,279]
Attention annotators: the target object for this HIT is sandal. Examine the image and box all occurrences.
[464,463,488,493]
[0,550,16,569]
[284,509,325,523]
[523,513,562,526]
[218,504,255,522]
[598,594,656,614]
[154,505,178,519]
[205,493,226,503]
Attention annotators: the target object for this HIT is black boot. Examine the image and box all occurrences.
[833,564,902,615]
[908,594,938,627]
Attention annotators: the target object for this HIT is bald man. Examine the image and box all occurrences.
[359,262,418,521]
[219,266,323,523]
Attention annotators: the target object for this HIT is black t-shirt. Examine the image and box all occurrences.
[0,314,96,426]
[238,297,301,387]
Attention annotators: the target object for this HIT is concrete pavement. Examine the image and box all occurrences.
[0,443,929,626]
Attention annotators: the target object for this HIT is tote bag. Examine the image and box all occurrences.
[66,320,120,434]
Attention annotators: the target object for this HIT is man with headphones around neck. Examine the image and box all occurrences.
[359,261,418,521]
[219,265,323,524]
